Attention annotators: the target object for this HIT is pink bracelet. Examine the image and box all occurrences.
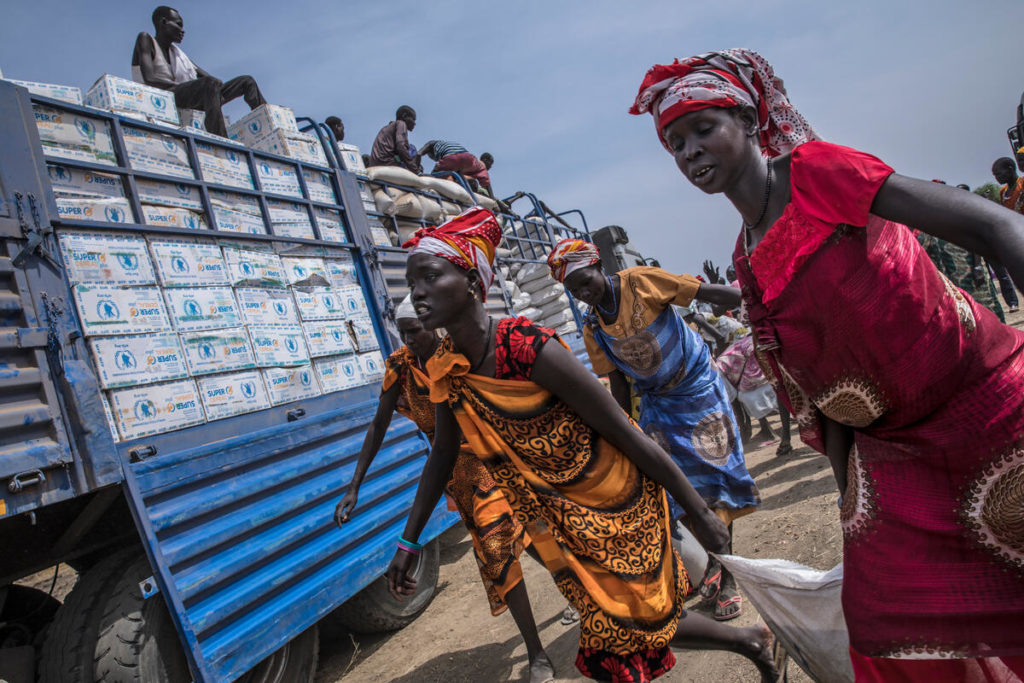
[397,541,422,555]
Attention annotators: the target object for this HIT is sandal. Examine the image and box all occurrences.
[560,604,579,625]
[698,558,723,602]
[772,637,789,683]
[714,587,743,621]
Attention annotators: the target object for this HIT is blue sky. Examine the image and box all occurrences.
[3,0,1021,276]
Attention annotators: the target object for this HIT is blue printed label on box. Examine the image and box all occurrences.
[180,327,256,375]
[197,370,270,421]
[88,332,187,388]
[262,365,321,405]
[73,285,172,336]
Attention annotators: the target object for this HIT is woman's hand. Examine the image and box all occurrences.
[386,548,419,599]
[703,260,722,284]
[690,508,731,554]
[334,488,359,526]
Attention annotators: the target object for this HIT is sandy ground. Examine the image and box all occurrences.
[21,309,1024,682]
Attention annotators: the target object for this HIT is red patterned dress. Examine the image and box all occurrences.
[384,346,529,615]
[732,141,1024,670]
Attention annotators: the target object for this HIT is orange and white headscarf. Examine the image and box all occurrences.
[547,238,600,282]
[630,48,817,158]
[402,207,502,301]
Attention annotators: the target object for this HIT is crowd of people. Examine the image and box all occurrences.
[329,47,1024,683]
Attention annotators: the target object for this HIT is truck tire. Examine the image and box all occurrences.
[92,555,318,683]
[38,550,134,683]
[327,537,440,634]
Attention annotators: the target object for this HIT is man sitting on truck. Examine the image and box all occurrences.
[132,6,267,138]
[325,116,345,142]
[368,106,421,173]
[417,140,492,193]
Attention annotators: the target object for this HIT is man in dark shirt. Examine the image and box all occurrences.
[417,140,491,192]
[325,116,344,142]
[368,106,420,173]
[132,6,266,137]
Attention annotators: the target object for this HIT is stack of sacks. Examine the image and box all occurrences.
[509,262,577,337]
[228,104,327,167]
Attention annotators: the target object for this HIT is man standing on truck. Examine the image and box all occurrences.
[131,6,267,138]
[368,106,422,173]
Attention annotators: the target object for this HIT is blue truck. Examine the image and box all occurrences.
[0,80,592,682]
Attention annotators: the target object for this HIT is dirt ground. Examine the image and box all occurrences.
[20,309,1024,682]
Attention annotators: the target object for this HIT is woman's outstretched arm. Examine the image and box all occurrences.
[386,402,461,598]
[873,174,1024,289]
[531,339,730,553]
[334,382,401,525]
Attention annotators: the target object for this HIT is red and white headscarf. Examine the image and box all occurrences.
[629,48,818,158]
[547,238,600,283]
[402,207,502,301]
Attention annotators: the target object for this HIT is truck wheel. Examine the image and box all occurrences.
[38,550,134,683]
[93,556,318,683]
[327,537,440,634]
[0,584,61,647]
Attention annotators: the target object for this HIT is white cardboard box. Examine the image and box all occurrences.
[265,197,314,239]
[141,204,207,230]
[149,239,228,287]
[262,365,320,405]
[195,141,253,189]
[197,370,270,421]
[347,315,379,352]
[122,126,193,179]
[313,207,346,242]
[223,247,286,287]
[280,257,329,286]
[7,78,83,105]
[302,169,336,204]
[101,393,120,441]
[73,285,171,336]
[249,324,309,366]
[33,104,117,166]
[302,320,353,357]
[109,378,205,439]
[255,159,302,197]
[325,256,358,288]
[335,143,367,176]
[314,354,362,393]
[85,74,179,124]
[135,178,203,210]
[252,129,328,167]
[164,286,242,331]
[59,232,155,286]
[177,108,205,132]
[235,288,299,326]
[337,285,370,318]
[227,104,298,146]
[54,196,133,225]
[46,163,124,198]
[292,287,345,321]
[180,327,257,376]
[209,191,265,234]
[357,351,385,383]
[89,332,187,388]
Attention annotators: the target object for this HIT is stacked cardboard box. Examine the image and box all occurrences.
[85,74,179,125]
[5,78,82,105]
[227,104,328,167]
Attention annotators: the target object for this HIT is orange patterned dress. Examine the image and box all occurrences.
[425,319,688,682]
[383,346,528,615]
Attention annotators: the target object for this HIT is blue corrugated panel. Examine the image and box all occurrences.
[121,396,458,682]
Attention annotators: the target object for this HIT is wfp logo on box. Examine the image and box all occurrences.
[342,364,354,378]
[150,93,168,112]
[74,118,96,142]
[96,300,120,320]
[115,350,137,370]
[171,256,190,273]
[241,382,256,398]
[182,299,201,317]
[183,214,199,230]
[105,206,127,223]
[285,338,298,353]
[273,301,288,317]
[197,343,216,360]
[134,399,157,420]
[115,253,139,271]
[331,328,344,342]
[161,136,177,153]
[48,165,71,183]
[174,183,191,196]
[239,261,255,277]
[300,370,312,386]
[247,119,263,135]
[292,265,306,279]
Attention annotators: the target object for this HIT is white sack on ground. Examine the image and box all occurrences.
[714,555,853,683]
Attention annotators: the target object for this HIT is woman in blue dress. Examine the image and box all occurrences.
[548,238,760,621]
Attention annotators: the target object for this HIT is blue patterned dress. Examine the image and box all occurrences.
[583,267,760,521]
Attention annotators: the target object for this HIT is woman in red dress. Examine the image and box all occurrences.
[630,49,1024,680]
